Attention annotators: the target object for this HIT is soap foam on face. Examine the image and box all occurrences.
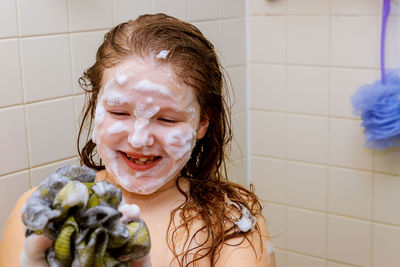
[165,128,197,160]
[134,80,172,97]
[94,62,203,195]
[108,121,128,134]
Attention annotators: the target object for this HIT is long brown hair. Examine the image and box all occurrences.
[77,13,263,266]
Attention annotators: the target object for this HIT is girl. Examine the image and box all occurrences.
[0,14,275,267]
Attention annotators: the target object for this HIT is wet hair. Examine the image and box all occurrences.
[77,13,263,266]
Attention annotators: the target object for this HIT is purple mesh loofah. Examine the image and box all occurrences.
[351,70,400,149]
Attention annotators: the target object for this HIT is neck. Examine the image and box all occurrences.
[97,170,189,208]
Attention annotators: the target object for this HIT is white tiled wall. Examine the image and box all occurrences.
[249,0,400,266]
[2,0,399,266]
[0,0,247,239]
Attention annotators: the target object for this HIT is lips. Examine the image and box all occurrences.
[121,152,161,171]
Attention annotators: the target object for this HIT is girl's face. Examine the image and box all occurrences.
[93,59,208,195]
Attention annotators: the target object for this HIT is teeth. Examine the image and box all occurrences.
[124,153,157,165]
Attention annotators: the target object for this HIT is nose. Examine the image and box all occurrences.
[128,119,154,148]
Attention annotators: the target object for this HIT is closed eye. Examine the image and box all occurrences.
[158,117,178,124]
[109,111,129,116]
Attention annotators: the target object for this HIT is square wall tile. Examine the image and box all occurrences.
[286,252,327,267]
[373,223,400,267]
[386,17,400,69]
[276,249,287,267]
[30,157,79,186]
[231,113,247,162]
[188,0,219,21]
[287,16,329,65]
[287,66,329,115]
[263,203,286,248]
[0,171,30,237]
[18,0,68,36]
[329,119,373,170]
[218,0,245,18]
[0,0,18,37]
[250,64,286,112]
[113,0,152,25]
[287,115,328,164]
[0,106,29,175]
[74,94,93,152]
[249,17,286,64]
[20,35,72,102]
[248,0,286,15]
[226,159,247,186]
[226,66,246,114]
[74,94,86,128]
[70,31,105,94]
[331,17,378,68]
[330,68,378,118]
[328,215,371,266]
[251,111,287,158]
[252,157,285,203]
[26,97,77,167]
[154,0,187,21]
[286,161,327,211]
[287,0,330,15]
[375,147,400,176]
[0,39,23,107]
[374,173,400,225]
[328,167,373,220]
[69,0,113,31]
[390,0,400,16]
[287,207,327,257]
[219,18,246,67]
[192,21,220,53]
[332,0,379,15]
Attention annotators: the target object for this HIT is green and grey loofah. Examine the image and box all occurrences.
[22,165,150,267]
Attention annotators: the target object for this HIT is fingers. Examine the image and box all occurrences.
[129,254,153,267]
[118,203,141,224]
[20,234,53,267]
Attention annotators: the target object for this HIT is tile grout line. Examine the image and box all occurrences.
[326,0,333,261]
[66,0,79,157]
[245,0,251,187]
[14,0,32,188]
[0,156,80,180]
[252,153,400,178]
[265,198,400,229]
[283,0,289,259]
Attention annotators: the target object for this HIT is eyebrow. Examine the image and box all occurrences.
[159,107,192,117]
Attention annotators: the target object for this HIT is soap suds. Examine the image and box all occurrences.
[108,121,128,134]
[129,103,160,148]
[156,50,170,59]
[103,88,131,106]
[134,80,171,97]
[165,128,196,160]
[225,197,257,233]
[118,203,140,223]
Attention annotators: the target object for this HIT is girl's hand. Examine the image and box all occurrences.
[119,203,153,267]
[129,254,152,267]
[20,233,53,267]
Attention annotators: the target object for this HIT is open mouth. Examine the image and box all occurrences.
[121,152,162,170]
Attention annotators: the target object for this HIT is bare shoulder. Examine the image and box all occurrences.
[0,187,37,266]
[216,214,275,267]
[215,184,276,267]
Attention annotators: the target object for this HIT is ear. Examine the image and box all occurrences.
[196,116,209,140]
